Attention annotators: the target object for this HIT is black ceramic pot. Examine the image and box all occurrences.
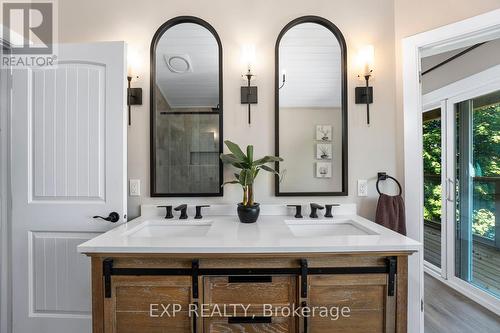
[237,203,260,223]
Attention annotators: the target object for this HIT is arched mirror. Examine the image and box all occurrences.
[150,16,223,196]
[275,16,348,196]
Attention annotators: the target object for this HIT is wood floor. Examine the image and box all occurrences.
[424,273,500,332]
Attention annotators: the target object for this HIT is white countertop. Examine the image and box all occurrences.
[77,204,421,254]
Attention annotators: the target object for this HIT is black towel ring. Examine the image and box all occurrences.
[376,172,402,196]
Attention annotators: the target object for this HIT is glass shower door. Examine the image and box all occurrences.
[454,90,500,298]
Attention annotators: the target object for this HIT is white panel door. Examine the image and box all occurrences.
[10,42,127,333]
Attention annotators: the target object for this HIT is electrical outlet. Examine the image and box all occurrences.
[357,179,368,197]
[129,179,140,196]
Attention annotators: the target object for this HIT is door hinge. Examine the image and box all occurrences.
[421,299,424,312]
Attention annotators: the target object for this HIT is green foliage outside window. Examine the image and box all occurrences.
[423,103,499,240]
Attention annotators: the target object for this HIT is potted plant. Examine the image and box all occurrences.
[220,140,283,223]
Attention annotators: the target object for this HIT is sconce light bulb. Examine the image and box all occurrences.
[127,46,143,78]
[241,44,256,76]
[356,45,374,77]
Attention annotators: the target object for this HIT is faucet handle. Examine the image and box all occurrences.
[195,205,210,219]
[324,204,340,218]
[287,205,303,218]
[157,205,173,219]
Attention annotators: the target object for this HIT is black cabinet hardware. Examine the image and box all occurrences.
[387,257,397,296]
[192,259,199,299]
[287,204,303,218]
[228,276,272,283]
[191,259,199,333]
[93,212,120,223]
[300,259,308,298]
[228,317,272,324]
[192,301,198,333]
[302,300,308,333]
[309,203,324,218]
[157,205,173,219]
[107,266,389,277]
[103,258,113,298]
[195,205,210,219]
[324,204,340,218]
[174,204,188,219]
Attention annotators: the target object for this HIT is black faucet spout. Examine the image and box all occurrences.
[174,204,188,219]
[309,203,324,218]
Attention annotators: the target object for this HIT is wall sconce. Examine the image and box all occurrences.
[355,45,374,125]
[127,50,143,126]
[240,45,257,124]
[127,74,142,126]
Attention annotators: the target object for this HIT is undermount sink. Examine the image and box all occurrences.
[285,219,378,237]
[123,220,213,238]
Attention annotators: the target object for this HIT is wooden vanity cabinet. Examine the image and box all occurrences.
[89,254,409,333]
[308,274,394,332]
[104,276,195,333]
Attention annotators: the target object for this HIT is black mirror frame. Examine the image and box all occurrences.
[150,16,224,197]
[274,16,348,196]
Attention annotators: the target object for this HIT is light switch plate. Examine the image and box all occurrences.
[129,179,140,196]
[357,179,368,197]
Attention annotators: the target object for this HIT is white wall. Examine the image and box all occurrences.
[58,0,400,219]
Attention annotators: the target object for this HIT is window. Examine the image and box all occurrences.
[422,108,443,269]
[455,90,500,298]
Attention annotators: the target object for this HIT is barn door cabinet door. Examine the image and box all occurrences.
[93,255,408,333]
[103,275,195,333]
[307,274,396,333]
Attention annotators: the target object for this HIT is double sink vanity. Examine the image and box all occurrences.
[78,204,420,333]
[78,14,421,333]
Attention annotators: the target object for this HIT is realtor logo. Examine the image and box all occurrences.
[2,1,53,54]
[1,1,57,67]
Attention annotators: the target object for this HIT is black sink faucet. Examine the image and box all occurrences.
[174,204,188,219]
[309,203,324,218]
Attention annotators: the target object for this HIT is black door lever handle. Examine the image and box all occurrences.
[93,212,120,223]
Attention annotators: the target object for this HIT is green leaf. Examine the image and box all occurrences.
[260,164,279,175]
[220,154,246,169]
[220,153,244,166]
[246,145,254,164]
[224,140,247,161]
[253,155,283,166]
[221,180,240,187]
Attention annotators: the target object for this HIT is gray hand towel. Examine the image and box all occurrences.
[375,193,406,235]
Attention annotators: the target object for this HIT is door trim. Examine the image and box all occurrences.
[0,41,12,333]
[403,8,500,324]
